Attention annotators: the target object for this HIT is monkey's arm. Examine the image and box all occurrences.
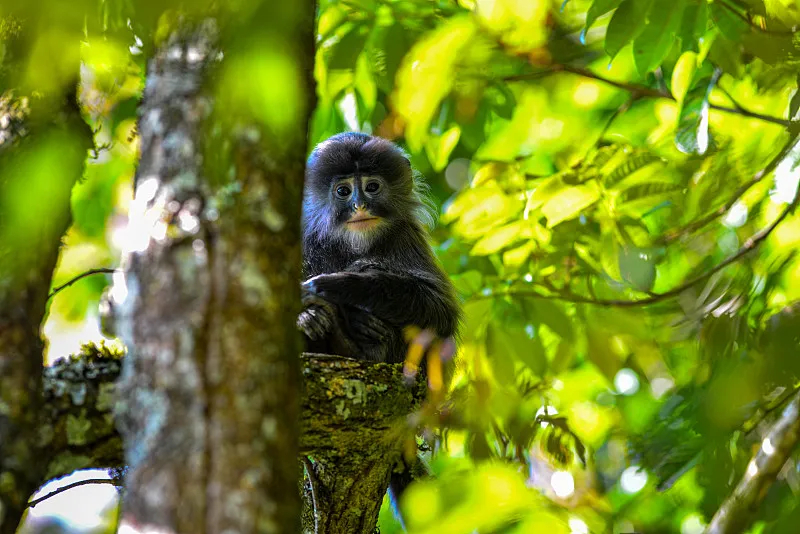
[303,270,458,338]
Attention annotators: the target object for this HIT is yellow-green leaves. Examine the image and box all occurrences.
[394,15,478,152]
[671,51,698,103]
[443,182,521,240]
[474,0,550,52]
[426,126,462,172]
[541,185,600,228]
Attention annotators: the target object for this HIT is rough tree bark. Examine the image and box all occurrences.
[109,10,314,533]
[0,15,93,533]
[27,351,424,534]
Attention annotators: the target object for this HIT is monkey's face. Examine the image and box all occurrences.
[331,175,389,234]
[304,133,420,252]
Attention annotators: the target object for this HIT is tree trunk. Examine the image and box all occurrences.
[112,9,314,532]
[0,16,92,533]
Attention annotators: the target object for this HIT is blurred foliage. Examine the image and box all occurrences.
[4,0,800,532]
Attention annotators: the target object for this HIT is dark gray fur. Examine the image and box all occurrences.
[299,132,460,364]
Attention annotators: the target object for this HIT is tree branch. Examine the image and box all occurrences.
[48,268,116,300]
[29,351,424,534]
[705,389,800,534]
[504,64,794,128]
[661,131,800,244]
[26,479,121,509]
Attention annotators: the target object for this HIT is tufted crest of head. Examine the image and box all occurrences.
[302,132,435,250]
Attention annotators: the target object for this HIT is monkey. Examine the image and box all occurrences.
[297,131,460,363]
[296,132,461,527]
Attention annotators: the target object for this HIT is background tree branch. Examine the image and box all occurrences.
[705,389,800,534]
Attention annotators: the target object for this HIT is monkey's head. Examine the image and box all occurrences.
[303,132,434,251]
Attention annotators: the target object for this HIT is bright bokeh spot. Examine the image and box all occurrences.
[614,368,640,396]
[620,466,648,494]
[551,470,575,498]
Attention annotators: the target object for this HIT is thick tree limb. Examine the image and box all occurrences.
[31,352,424,534]
[705,389,800,534]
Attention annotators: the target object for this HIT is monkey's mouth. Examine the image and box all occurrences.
[346,216,381,230]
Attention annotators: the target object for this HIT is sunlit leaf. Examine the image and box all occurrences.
[675,71,719,155]
[471,221,525,255]
[671,51,698,103]
[475,0,550,52]
[426,126,461,172]
[541,185,600,228]
[394,15,478,151]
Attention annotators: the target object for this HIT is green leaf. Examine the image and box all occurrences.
[426,126,461,172]
[541,185,600,228]
[471,221,525,255]
[528,300,575,342]
[451,270,484,297]
[675,71,719,155]
[618,246,657,291]
[604,0,655,60]
[328,25,368,70]
[488,322,547,377]
[603,150,662,188]
[678,1,707,52]
[709,2,800,64]
[394,15,478,152]
[791,73,800,120]
[618,182,682,203]
[365,22,410,93]
[584,0,624,34]
[671,51,698,103]
[632,0,685,75]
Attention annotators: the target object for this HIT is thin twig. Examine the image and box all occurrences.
[705,389,800,534]
[48,268,116,300]
[661,133,799,244]
[302,456,320,534]
[504,65,793,128]
[26,478,121,509]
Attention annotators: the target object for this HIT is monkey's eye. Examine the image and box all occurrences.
[364,181,380,194]
[335,185,352,198]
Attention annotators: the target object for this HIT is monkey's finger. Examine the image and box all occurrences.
[297,307,332,340]
[403,325,422,344]
[440,337,456,362]
[403,328,435,381]
[426,340,444,397]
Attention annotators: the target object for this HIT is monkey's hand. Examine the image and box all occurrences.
[344,307,394,345]
[297,293,337,341]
